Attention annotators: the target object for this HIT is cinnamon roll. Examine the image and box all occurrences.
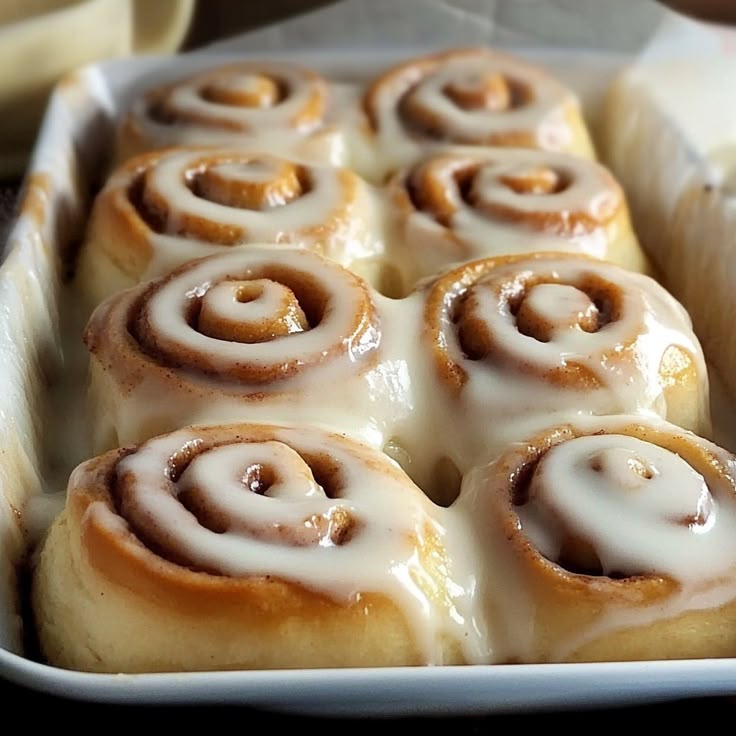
[82,248,404,453]
[75,149,385,307]
[414,253,709,477]
[387,147,649,281]
[456,416,736,662]
[358,47,595,182]
[32,423,468,672]
[117,61,346,165]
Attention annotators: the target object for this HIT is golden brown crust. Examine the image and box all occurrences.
[461,419,736,662]
[33,423,461,672]
[117,62,329,161]
[363,47,594,157]
[76,148,366,307]
[423,253,637,392]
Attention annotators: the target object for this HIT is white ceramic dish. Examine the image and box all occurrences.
[2,48,736,715]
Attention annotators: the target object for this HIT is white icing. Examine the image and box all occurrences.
[359,49,589,181]
[455,415,736,663]
[121,62,356,166]
[394,57,575,144]
[518,434,734,579]
[84,248,414,464]
[149,151,346,239]
[412,254,709,473]
[197,279,306,337]
[47,51,736,670]
[141,248,379,381]
[95,149,388,287]
[86,248,708,519]
[602,60,736,407]
[101,425,482,664]
[388,147,631,280]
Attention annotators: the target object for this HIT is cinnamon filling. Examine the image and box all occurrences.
[515,283,600,343]
[496,165,567,195]
[130,264,330,380]
[443,72,515,111]
[405,159,475,227]
[510,444,631,577]
[196,280,310,344]
[401,153,605,240]
[510,431,719,579]
[143,66,325,132]
[189,158,309,210]
[455,278,607,359]
[128,156,313,246]
[113,436,358,572]
[128,172,166,233]
[398,69,532,142]
[200,74,286,108]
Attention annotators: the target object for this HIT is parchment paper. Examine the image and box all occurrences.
[196,0,725,61]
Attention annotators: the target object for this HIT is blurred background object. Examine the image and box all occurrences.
[183,0,337,48]
[0,0,734,181]
[660,0,736,23]
[0,0,195,177]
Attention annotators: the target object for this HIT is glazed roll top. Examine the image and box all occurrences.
[83,248,710,490]
[357,47,595,181]
[455,416,736,663]
[117,61,347,165]
[75,148,384,306]
[83,248,409,453]
[410,252,709,481]
[33,423,471,672]
[387,147,649,281]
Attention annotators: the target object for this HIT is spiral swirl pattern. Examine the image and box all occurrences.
[455,416,736,663]
[125,149,360,247]
[76,148,379,307]
[33,423,471,672]
[422,253,703,399]
[395,148,620,237]
[118,62,332,159]
[516,431,732,578]
[109,424,425,575]
[388,148,642,276]
[88,248,380,388]
[484,419,736,584]
[364,47,592,155]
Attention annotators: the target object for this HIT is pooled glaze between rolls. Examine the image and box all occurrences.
[84,248,710,504]
[455,415,736,663]
[34,415,736,670]
[32,423,479,672]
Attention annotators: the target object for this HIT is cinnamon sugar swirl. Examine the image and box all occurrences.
[75,149,385,306]
[82,248,405,452]
[410,253,709,481]
[32,424,471,672]
[357,47,595,181]
[117,61,346,165]
[387,147,648,281]
[456,416,736,662]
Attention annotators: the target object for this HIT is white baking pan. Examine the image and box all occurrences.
[2,38,736,715]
